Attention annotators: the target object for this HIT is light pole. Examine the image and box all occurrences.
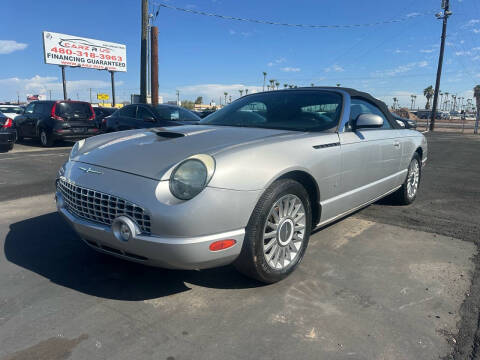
[430,0,452,131]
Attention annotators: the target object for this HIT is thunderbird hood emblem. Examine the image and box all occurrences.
[79,166,103,174]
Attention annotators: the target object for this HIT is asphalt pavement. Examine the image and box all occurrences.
[0,132,479,360]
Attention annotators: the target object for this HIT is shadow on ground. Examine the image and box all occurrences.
[4,212,261,301]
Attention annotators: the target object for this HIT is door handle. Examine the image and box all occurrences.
[393,140,400,148]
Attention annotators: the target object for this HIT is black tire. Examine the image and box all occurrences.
[39,128,54,147]
[234,179,312,283]
[0,143,13,152]
[391,153,422,205]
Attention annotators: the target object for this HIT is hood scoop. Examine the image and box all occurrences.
[152,130,185,138]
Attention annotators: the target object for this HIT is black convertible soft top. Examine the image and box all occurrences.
[299,86,400,129]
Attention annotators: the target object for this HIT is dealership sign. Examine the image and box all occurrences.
[42,31,127,72]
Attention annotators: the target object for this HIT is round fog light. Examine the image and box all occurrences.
[112,216,140,242]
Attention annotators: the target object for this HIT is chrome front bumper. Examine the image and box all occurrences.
[56,191,245,270]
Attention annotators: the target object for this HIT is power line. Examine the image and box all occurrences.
[154,2,433,29]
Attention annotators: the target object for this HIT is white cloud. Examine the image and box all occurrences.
[281,67,301,72]
[177,83,263,102]
[372,61,428,77]
[473,29,480,34]
[420,49,435,53]
[229,29,236,35]
[0,40,28,54]
[406,12,421,18]
[267,57,286,67]
[394,49,408,54]
[325,64,344,72]
[0,75,123,101]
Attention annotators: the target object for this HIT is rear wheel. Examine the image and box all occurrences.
[39,128,54,147]
[391,153,421,205]
[234,179,312,283]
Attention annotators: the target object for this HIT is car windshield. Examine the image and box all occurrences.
[0,106,23,114]
[200,90,342,132]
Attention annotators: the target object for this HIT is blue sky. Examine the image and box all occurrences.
[1,0,480,108]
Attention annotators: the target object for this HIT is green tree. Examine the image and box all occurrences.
[224,92,228,105]
[275,81,280,90]
[262,72,267,91]
[194,96,203,104]
[424,86,434,109]
[181,100,195,110]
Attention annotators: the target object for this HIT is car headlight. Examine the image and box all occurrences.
[69,139,85,159]
[169,154,215,200]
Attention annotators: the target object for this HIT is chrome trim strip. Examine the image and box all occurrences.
[316,185,401,228]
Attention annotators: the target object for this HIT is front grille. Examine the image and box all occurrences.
[57,177,151,234]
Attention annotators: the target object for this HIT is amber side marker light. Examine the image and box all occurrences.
[209,239,236,252]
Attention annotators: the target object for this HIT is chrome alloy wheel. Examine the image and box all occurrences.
[407,159,420,199]
[263,194,306,270]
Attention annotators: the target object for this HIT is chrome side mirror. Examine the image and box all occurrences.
[353,114,383,130]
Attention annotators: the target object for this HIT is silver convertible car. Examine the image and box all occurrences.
[56,88,427,283]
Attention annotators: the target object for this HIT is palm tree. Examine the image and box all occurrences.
[423,86,434,109]
[224,92,228,105]
[392,97,398,110]
[336,83,341,87]
[310,83,315,87]
[239,89,243,97]
[289,85,294,89]
[262,72,267,92]
[269,79,275,90]
[245,89,249,95]
[443,92,449,111]
[284,84,288,89]
[275,81,280,90]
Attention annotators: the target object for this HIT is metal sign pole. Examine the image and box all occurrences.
[60,65,67,100]
[110,71,116,107]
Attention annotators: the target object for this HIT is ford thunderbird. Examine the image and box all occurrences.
[56,88,427,283]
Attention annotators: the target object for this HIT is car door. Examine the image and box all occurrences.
[21,103,36,136]
[114,105,137,130]
[336,98,402,213]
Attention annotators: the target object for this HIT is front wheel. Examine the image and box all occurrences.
[391,153,421,205]
[234,179,312,283]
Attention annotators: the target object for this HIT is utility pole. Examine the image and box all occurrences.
[89,88,92,103]
[49,90,52,101]
[176,90,180,106]
[430,0,452,131]
[151,26,159,106]
[110,71,116,107]
[17,92,20,104]
[60,65,67,100]
[140,0,148,104]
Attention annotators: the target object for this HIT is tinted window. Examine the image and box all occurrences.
[178,108,200,121]
[350,98,391,129]
[55,102,92,119]
[201,91,342,132]
[25,103,35,114]
[137,106,155,120]
[118,105,137,118]
[34,103,51,114]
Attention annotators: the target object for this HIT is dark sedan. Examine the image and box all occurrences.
[0,112,17,151]
[93,107,117,129]
[392,113,417,129]
[104,104,200,132]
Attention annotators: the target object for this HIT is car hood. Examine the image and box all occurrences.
[71,125,297,180]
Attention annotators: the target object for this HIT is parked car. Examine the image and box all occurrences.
[0,112,17,151]
[14,100,99,147]
[93,107,117,129]
[56,87,427,283]
[104,104,200,132]
[0,105,24,119]
[392,113,417,129]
